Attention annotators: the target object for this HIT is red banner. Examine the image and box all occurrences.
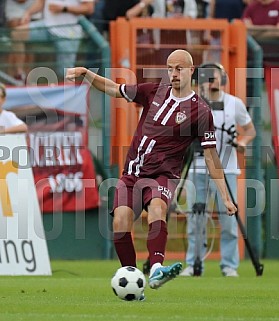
[265,66,279,175]
[33,147,99,212]
[4,84,100,213]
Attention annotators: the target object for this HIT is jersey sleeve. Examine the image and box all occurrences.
[197,109,217,149]
[119,83,155,107]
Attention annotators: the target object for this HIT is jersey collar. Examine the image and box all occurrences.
[170,89,195,102]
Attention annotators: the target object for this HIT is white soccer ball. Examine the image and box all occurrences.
[111,266,146,301]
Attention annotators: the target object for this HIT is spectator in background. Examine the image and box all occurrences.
[11,0,95,82]
[86,0,106,69]
[5,0,41,79]
[203,0,248,62]
[208,0,246,21]
[126,0,197,20]
[196,0,210,18]
[242,0,279,38]
[5,0,41,28]
[0,83,28,134]
[126,0,197,50]
[102,0,140,33]
[89,0,106,34]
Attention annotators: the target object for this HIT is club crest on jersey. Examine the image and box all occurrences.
[175,112,187,124]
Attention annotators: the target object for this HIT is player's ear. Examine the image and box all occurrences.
[191,66,196,87]
[190,65,195,75]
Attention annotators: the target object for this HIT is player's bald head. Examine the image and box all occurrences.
[167,50,194,67]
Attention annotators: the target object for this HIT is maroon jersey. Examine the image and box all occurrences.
[119,83,216,179]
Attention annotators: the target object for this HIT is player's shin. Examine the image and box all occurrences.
[147,220,168,268]
[113,232,137,267]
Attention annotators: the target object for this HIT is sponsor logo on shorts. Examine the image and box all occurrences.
[158,186,172,199]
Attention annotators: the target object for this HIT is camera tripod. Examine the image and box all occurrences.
[190,201,207,276]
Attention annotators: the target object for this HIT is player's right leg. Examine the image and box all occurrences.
[112,175,141,268]
[113,205,136,267]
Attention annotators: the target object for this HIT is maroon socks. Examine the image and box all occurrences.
[114,220,168,268]
[113,232,136,267]
[147,220,168,267]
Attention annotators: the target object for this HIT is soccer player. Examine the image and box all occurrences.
[66,50,237,294]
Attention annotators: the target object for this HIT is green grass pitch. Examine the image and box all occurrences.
[0,260,278,321]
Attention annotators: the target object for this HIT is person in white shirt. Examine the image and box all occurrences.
[11,0,95,81]
[180,63,256,277]
[0,83,28,134]
[5,0,42,80]
[5,0,41,28]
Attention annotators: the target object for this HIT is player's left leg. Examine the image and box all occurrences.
[113,205,136,267]
[147,198,182,289]
[139,177,182,289]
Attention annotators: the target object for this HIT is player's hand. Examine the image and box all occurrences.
[66,67,87,81]
[224,200,237,216]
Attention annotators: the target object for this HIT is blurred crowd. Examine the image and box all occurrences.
[0,0,278,81]
[1,1,278,36]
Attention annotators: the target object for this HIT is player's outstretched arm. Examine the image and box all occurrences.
[204,148,237,216]
[66,67,122,98]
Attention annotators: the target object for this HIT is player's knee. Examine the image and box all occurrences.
[147,198,167,222]
[113,207,134,232]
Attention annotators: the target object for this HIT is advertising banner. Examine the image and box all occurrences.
[0,135,51,275]
[4,84,99,213]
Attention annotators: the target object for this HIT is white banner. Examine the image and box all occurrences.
[0,134,52,275]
